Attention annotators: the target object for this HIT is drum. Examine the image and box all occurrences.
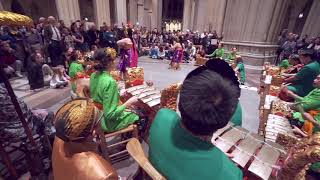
[211,123,286,180]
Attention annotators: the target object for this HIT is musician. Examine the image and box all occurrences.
[224,47,237,62]
[205,43,225,59]
[233,55,246,85]
[280,49,320,101]
[286,74,320,136]
[68,50,85,94]
[90,48,139,132]
[149,60,242,180]
[280,54,303,73]
[52,98,118,180]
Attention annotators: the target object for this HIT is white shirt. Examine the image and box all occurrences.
[50,25,61,41]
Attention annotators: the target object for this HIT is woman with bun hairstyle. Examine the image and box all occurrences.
[90,48,139,132]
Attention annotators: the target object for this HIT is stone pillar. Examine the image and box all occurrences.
[193,0,209,32]
[157,0,163,30]
[151,0,162,30]
[205,0,227,36]
[221,0,290,73]
[55,0,81,26]
[0,1,3,11]
[128,0,138,25]
[115,0,127,25]
[143,0,152,30]
[301,0,320,37]
[182,0,191,31]
[137,0,144,26]
[93,0,111,27]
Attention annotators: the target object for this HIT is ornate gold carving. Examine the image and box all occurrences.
[160,83,182,110]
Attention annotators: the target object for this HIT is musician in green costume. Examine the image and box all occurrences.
[149,60,242,180]
[90,48,139,132]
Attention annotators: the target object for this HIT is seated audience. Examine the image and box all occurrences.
[149,60,242,180]
[158,46,166,60]
[27,52,45,90]
[149,44,159,59]
[0,41,23,77]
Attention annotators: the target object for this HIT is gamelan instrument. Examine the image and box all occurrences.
[265,114,294,143]
[211,123,286,180]
[120,84,161,142]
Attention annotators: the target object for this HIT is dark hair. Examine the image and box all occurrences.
[93,48,113,72]
[289,54,300,63]
[299,48,315,58]
[236,56,243,63]
[179,69,239,136]
[70,22,77,33]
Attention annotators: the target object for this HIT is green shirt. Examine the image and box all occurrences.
[293,88,320,128]
[149,108,243,180]
[209,48,225,58]
[231,103,242,126]
[224,52,236,62]
[279,59,290,69]
[287,60,320,97]
[69,61,84,92]
[90,71,138,132]
[236,63,246,84]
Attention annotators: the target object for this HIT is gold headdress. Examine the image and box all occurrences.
[106,47,117,60]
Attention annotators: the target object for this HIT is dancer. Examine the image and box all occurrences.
[90,48,139,132]
[128,28,138,67]
[233,55,246,85]
[169,37,183,70]
[117,37,132,80]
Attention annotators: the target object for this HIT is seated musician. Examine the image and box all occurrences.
[205,43,225,59]
[149,60,243,180]
[233,55,246,85]
[224,47,237,62]
[281,54,303,73]
[68,50,86,94]
[90,48,139,133]
[285,74,320,137]
[52,98,118,180]
[280,49,320,101]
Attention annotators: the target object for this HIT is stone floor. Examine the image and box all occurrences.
[10,56,260,178]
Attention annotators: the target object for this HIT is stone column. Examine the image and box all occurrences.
[128,0,138,24]
[205,0,227,36]
[93,0,111,27]
[182,0,191,31]
[137,0,144,26]
[193,0,210,32]
[143,0,152,30]
[115,0,127,25]
[151,0,162,29]
[55,0,81,26]
[221,0,290,73]
[301,0,320,37]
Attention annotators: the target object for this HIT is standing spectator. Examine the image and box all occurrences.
[71,23,84,51]
[25,27,42,53]
[62,27,74,50]
[87,24,100,47]
[280,33,297,60]
[80,23,90,52]
[128,28,139,67]
[43,16,64,67]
